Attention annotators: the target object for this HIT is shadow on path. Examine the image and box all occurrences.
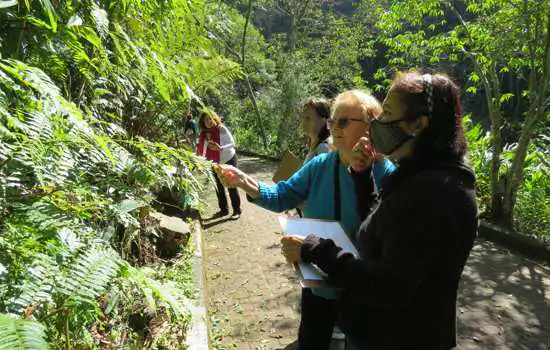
[204,155,550,350]
[457,241,550,350]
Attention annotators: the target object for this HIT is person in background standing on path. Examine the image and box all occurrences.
[281,72,478,350]
[302,97,332,163]
[183,111,198,149]
[292,97,333,218]
[196,110,241,220]
[214,90,396,350]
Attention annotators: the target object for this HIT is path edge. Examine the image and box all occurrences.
[185,220,210,350]
[478,220,550,265]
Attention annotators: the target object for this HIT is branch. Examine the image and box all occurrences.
[524,0,537,72]
[533,12,550,121]
[296,0,314,22]
[275,4,292,17]
[241,0,253,67]
[194,66,241,90]
[442,0,498,106]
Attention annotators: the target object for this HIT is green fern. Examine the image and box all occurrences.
[61,247,122,303]
[0,314,49,350]
[0,0,242,347]
[122,265,192,318]
[0,60,60,97]
[90,4,109,39]
[9,254,59,314]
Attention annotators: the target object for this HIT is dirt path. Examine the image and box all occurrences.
[202,155,550,350]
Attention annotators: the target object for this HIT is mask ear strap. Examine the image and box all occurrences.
[422,74,433,119]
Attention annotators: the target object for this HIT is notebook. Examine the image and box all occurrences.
[278,216,359,288]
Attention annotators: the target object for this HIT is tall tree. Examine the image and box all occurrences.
[367,0,550,227]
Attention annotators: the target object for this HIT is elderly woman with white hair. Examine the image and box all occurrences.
[216,90,395,350]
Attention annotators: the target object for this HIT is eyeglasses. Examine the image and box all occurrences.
[327,117,367,129]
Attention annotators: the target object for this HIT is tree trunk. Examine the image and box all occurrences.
[483,69,505,223]
[443,1,506,222]
[501,113,536,226]
[288,14,297,52]
[488,106,505,222]
[513,74,522,120]
[274,90,292,152]
[241,0,268,150]
[244,75,268,150]
[501,12,550,227]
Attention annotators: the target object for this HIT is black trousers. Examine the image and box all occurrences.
[298,288,339,350]
[213,155,241,214]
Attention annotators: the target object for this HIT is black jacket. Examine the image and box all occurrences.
[300,160,478,350]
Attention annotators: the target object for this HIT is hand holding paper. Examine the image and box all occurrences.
[281,235,304,263]
[278,217,359,287]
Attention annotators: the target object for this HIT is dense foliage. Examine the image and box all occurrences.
[1,0,548,348]
[214,0,549,241]
[0,0,242,348]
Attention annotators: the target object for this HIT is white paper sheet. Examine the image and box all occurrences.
[278,216,359,282]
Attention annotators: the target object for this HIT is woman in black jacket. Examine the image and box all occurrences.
[281,71,478,350]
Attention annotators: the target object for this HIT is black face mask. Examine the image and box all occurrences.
[370,118,414,156]
[371,73,435,156]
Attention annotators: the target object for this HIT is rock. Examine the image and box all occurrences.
[150,211,191,257]
[151,211,190,236]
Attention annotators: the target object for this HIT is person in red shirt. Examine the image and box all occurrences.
[197,110,241,220]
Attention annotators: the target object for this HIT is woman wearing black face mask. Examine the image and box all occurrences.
[281,71,478,350]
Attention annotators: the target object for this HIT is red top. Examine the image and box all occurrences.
[196,126,221,163]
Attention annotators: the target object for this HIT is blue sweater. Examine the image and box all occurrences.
[251,152,395,236]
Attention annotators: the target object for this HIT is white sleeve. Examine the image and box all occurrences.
[219,125,235,149]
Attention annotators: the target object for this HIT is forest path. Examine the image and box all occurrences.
[202,155,550,350]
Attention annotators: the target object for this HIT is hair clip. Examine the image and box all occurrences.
[422,74,433,119]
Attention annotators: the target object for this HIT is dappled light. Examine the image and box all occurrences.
[1,0,548,349]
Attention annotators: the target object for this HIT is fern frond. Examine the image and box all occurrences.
[0,314,49,350]
[90,4,109,39]
[62,32,93,80]
[123,266,192,318]
[0,142,14,162]
[0,60,60,98]
[61,247,121,303]
[35,0,57,33]
[14,201,75,235]
[21,111,53,140]
[9,254,59,313]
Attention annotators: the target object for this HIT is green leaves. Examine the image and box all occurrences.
[116,199,148,214]
[32,0,57,33]
[90,4,109,38]
[0,1,17,9]
[0,2,214,343]
[0,314,49,350]
[499,93,514,104]
[62,248,122,303]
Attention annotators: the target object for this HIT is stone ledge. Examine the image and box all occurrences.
[185,221,209,350]
[478,220,550,265]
